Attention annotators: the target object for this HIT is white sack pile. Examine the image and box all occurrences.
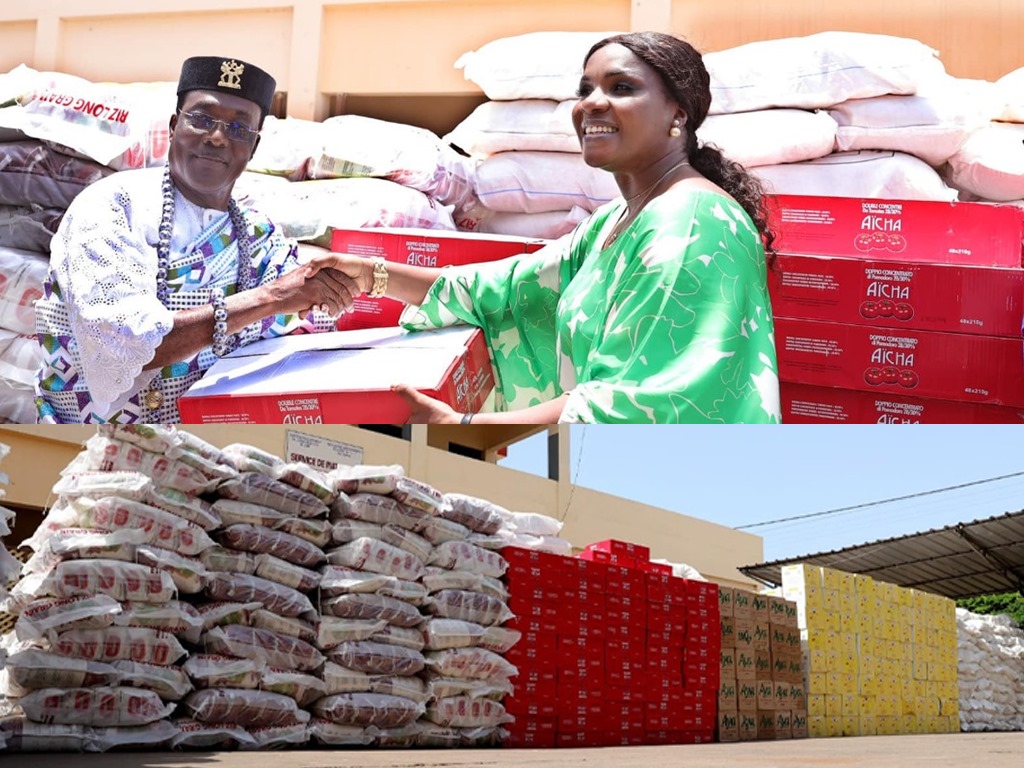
[957,608,1024,732]
[449,30,1018,238]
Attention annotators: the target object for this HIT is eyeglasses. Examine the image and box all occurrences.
[177,109,259,144]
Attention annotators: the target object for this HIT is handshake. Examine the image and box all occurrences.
[293,246,384,320]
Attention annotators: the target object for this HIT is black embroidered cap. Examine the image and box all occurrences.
[177,56,276,117]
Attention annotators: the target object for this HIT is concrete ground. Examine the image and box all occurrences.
[10,732,1024,768]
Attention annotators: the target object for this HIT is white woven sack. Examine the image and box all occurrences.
[705,32,945,115]
[995,66,1024,122]
[477,207,589,239]
[444,99,580,157]
[232,173,456,245]
[313,115,475,210]
[473,151,618,214]
[0,328,42,389]
[0,246,48,335]
[455,31,624,101]
[247,116,328,181]
[0,204,61,253]
[0,73,176,170]
[697,109,838,168]
[945,123,1024,202]
[828,76,1001,167]
[0,380,35,423]
[752,150,957,202]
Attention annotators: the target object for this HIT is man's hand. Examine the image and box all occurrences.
[302,249,374,296]
[391,384,463,424]
[264,260,361,318]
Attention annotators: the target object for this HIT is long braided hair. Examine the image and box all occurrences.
[584,32,776,253]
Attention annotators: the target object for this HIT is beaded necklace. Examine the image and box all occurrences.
[141,167,257,417]
[156,165,255,305]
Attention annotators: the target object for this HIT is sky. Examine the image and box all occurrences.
[498,425,1024,565]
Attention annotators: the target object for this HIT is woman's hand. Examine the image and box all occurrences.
[267,264,361,319]
[302,250,374,296]
[391,384,463,424]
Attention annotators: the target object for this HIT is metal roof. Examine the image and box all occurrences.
[739,508,1024,599]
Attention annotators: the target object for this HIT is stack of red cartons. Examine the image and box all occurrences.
[721,588,808,741]
[765,194,1024,423]
[502,547,562,748]
[502,539,721,748]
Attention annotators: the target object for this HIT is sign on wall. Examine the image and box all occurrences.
[285,430,364,470]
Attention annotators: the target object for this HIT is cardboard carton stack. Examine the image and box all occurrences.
[766,194,1024,423]
[781,564,959,737]
[717,586,807,742]
[502,539,720,748]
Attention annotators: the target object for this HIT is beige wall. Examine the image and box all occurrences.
[2,0,1019,132]
[0,424,762,588]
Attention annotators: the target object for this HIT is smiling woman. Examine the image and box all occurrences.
[33,56,363,424]
[305,32,781,424]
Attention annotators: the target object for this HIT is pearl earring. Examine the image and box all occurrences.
[669,120,682,138]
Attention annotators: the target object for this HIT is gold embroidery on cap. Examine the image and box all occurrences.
[219,60,244,90]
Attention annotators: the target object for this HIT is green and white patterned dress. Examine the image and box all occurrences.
[401,188,781,423]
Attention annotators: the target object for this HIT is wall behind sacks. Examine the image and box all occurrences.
[3,0,1021,135]
[671,0,1024,86]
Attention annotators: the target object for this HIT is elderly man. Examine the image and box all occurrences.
[34,56,355,423]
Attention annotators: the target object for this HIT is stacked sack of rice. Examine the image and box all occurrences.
[0,425,227,752]
[448,30,1011,239]
[0,427,601,753]
[0,67,176,423]
[0,442,18,602]
[0,442,14,751]
[236,114,476,245]
[175,441,333,751]
[941,67,1024,205]
[411,490,520,747]
[957,608,1024,732]
[308,464,433,747]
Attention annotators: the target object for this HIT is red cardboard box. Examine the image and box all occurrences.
[776,317,1024,407]
[577,548,638,568]
[766,195,1024,267]
[782,382,1024,424]
[506,730,557,749]
[769,252,1024,338]
[503,546,565,569]
[179,326,492,424]
[330,227,547,330]
[641,561,675,576]
[584,539,652,560]
[561,556,608,588]
[507,597,559,623]
[503,697,557,718]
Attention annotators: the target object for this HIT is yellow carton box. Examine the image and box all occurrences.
[807,693,826,717]
[808,715,828,738]
[824,693,842,717]
[860,714,877,735]
[821,567,843,592]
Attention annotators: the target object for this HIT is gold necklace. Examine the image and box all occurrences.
[605,159,690,247]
